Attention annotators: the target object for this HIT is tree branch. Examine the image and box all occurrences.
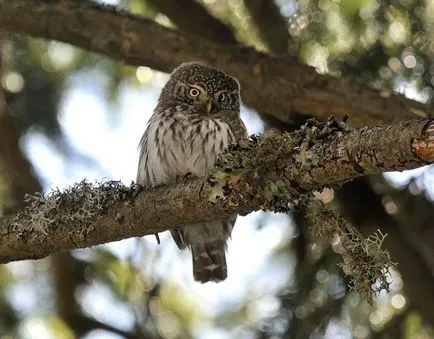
[0,0,431,126]
[243,0,291,55]
[144,0,237,44]
[0,33,42,214]
[0,118,432,263]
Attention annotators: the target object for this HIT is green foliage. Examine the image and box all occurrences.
[292,0,433,97]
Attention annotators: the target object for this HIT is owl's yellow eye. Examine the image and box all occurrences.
[189,88,200,97]
[218,93,226,102]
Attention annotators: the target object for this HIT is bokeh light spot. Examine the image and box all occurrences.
[1,72,24,93]
[391,294,406,309]
[403,55,417,68]
[136,66,153,83]
[389,21,406,43]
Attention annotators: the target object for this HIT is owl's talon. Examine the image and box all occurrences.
[154,233,160,245]
[177,172,194,183]
[184,172,193,179]
[174,173,193,183]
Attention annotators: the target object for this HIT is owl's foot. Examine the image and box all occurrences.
[176,172,195,183]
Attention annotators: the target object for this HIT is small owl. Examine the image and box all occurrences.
[136,62,248,283]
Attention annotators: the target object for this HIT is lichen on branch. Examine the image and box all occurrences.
[9,180,142,239]
[0,118,432,266]
[308,200,395,303]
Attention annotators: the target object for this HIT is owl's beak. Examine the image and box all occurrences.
[205,99,213,114]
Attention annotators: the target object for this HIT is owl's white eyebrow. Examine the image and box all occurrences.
[188,84,205,90]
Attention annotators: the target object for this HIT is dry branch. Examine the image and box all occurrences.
[0,118,432,264]
[0,0,432,126]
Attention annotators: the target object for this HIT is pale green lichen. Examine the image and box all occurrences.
[211,133,305,212]
[308,199,394,303]
[292,116,350,171]
[207,170,229,204]
[9,180,141,240]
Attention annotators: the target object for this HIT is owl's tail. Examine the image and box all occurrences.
[191,240,227,283]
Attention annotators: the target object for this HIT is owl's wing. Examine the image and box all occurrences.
[226,115,248,142]
[170,229,187,249]
[227,214,237,238]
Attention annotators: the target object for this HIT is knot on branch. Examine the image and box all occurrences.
[412,119,434,162]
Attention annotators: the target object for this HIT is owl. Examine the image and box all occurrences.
[136,62,248,283]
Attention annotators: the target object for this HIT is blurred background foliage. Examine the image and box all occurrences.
[0,0,433,338]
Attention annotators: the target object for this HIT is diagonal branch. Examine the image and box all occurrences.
[0,118,432,264]
[144,0,237,44]
[0,0,431,126]
[243,0,291,55]
[0,33,42,214]
[0,98,42,214]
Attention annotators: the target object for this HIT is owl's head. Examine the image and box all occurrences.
[159,62,240,114]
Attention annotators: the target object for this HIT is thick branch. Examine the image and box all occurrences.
[0,119,432,263]
[0,0,431,126]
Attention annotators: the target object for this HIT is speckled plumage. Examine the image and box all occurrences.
[136,62,247,283]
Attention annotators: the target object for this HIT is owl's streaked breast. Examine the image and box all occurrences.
[137,107,235,187]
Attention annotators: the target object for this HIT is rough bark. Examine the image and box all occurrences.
[0,119,432,264]
[0,0,431,127]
